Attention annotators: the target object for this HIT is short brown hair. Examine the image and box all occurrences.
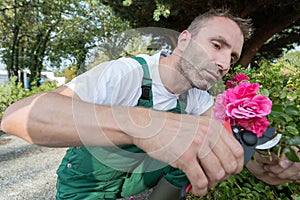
[187,8,253,41]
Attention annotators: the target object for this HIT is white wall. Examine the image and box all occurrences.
[0,70,9,85]
[0,70,65,86]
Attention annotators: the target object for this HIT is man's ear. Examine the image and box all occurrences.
[177,30,191,53]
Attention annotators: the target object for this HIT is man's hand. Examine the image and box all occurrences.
[131,110,244,196]
[246,148,300,185]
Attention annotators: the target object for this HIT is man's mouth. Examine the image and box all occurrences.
[206,70,219,82]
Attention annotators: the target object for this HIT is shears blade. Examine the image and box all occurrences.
[256,133,282,150]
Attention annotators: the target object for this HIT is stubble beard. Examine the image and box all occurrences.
[177,57,218,91]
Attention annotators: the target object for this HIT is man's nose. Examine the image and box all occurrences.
[216,56,231,71]
[216,62,230,71]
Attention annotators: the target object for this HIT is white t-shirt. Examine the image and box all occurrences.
[66,51,214,115]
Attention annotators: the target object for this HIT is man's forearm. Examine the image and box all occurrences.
[0,92,140,147]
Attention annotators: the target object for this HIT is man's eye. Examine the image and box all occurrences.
[231,56,237,64]
[231,56,235,64]
[212,42,221,49]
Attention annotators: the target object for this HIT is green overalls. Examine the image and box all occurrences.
[56,57,188,200]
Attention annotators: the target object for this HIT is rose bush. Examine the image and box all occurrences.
[189,56,300,199]
[214,75,272,137]
[0,76,57,118]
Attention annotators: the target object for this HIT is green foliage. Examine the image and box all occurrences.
[153,0,171,21]
[85,29,152,70]
[257,26,300,61]
[0,0,130,85]
[0,77,57,119]
[187,168,299,200]
[85,27,174,71]
[231,58,300,158]
[189,57,300,199]
[63,65,78,83]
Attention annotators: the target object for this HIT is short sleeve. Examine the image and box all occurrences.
[186,89,214,115]
[66,58,143,106]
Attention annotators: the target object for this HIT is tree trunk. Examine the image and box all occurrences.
[240,12,300,67]
[29,25,53,87]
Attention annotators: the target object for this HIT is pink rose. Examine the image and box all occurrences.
[251,95,273,116]
[224,82,260,102]
[213,94,237,125]
[232,74,250,82]
[213,94,227,121]
[225,80,235,88]
[226,95,272,120]
[238,117,270,137]
[213,76,272,138]
[225,74,250,89]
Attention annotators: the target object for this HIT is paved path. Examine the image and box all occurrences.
[0,134,66,200]
[0,134,152,200]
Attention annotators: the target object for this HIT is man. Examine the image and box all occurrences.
[1,9,299,200]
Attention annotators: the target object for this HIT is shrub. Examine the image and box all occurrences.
[0,76,57,119]
[189,59,300,200]
[232,60,300,160]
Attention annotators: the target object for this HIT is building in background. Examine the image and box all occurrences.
[0,69,65,87]
[0,70,9,85]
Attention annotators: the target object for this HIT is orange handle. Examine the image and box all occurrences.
[223,121,232,134]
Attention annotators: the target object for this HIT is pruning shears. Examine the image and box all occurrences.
[180,122,282,200]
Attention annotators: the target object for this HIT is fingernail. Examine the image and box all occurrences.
[279,160,291,168]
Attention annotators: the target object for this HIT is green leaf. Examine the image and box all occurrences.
[279,92,287,99]
[271,104,284,112]
[285,147,300,162]
[284,101,295,106]
[122,0,132,6]
[261,88,270,96]
[289,136,300,146]
[287,93,298,101]
[285,106,299,116]
[286,126,299,135]
[282,114,293,122]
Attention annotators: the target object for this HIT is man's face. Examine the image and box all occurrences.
[178,16,244,90]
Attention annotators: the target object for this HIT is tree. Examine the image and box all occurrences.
[63,65,78,83]
[280,50,300,67]
[101,0,300,67]
[85,27,176,70]
[0,0,130,86]
[0,0,70,83]
[47,1,131,75]
[257,26,300,61]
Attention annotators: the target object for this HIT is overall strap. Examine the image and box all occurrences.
[132,57,151,87]
[132,56,186,114]
[132,56,153,107]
